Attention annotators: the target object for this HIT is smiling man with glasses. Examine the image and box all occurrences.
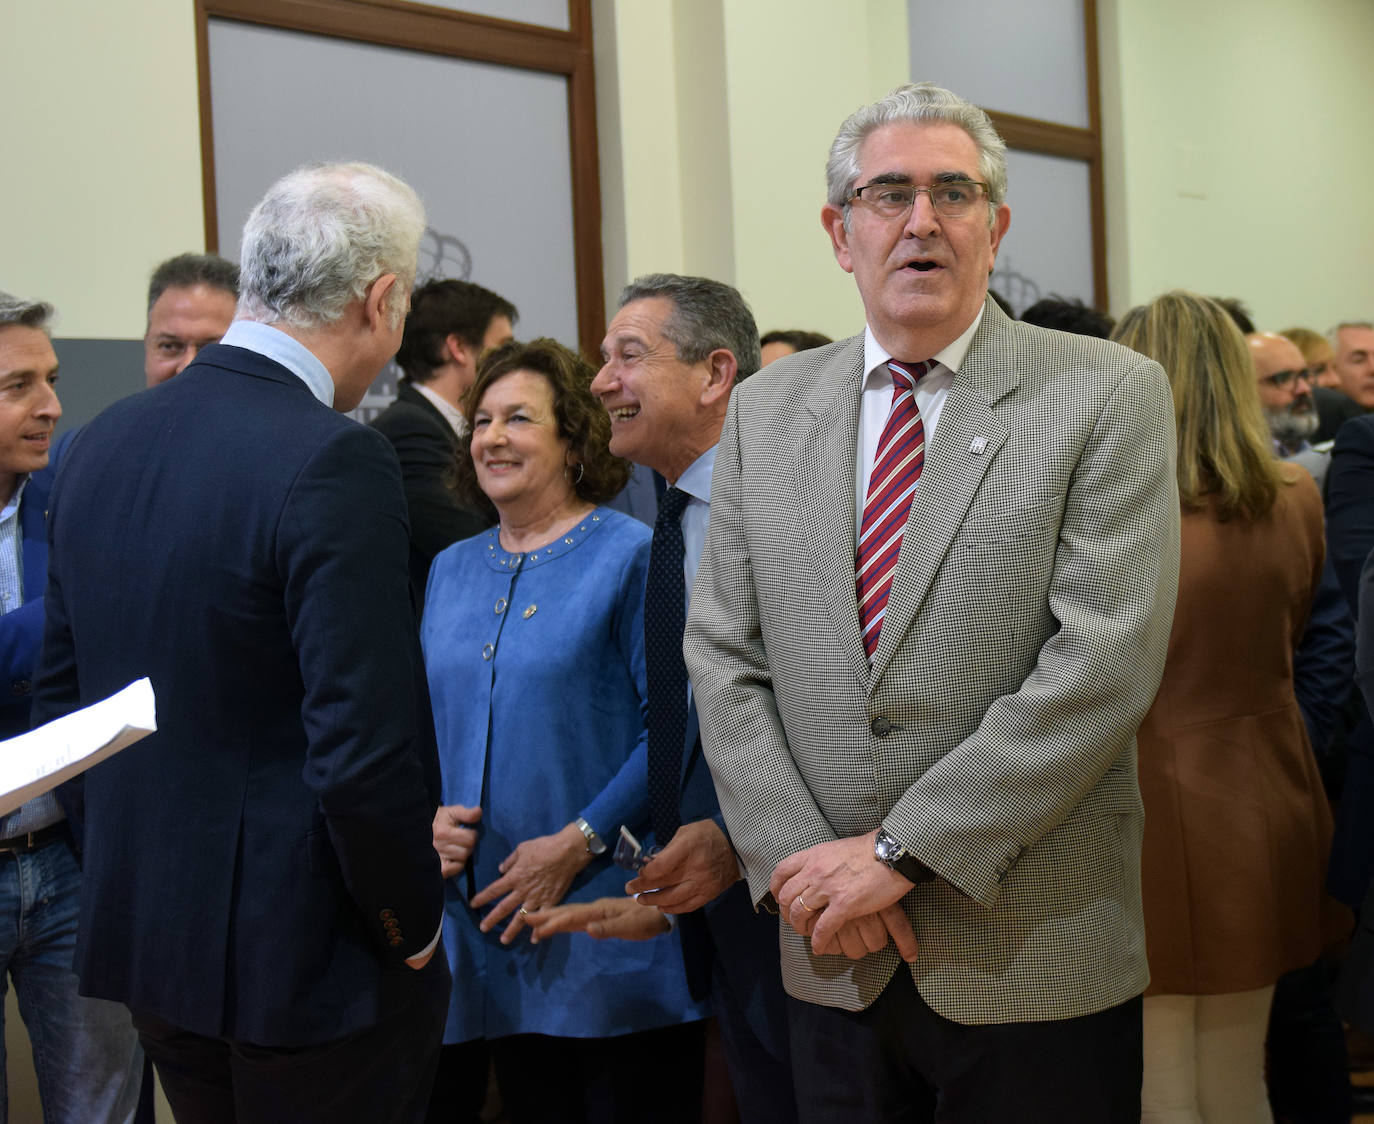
[683,82,1181,1122]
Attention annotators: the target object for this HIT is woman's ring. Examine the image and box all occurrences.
[518,906,531,917]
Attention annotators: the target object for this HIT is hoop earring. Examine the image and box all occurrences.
[571,462,585,485]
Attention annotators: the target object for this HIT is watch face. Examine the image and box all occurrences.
[875,831,903,863]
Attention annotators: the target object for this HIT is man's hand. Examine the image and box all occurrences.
[471,822,592,945]
[624,819,740,914]
[432,803,482,879]
[770,830,919,962]
[525,897,671,943]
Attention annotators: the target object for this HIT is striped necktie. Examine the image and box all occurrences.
[856,359,934,659]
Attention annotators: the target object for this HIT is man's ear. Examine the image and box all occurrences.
[364,273,399,330]
[442,333,472,366]
[701,348,738,407]
[821,203,854,275]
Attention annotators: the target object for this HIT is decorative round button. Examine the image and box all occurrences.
[482,643,494,660]
[494,598,507,614]
[870,716,893,737]
[522,605,537,619]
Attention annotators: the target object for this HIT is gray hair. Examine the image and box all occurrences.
[617,273,761,381]
[0,292,54,333]
[237,162,425,331]
[826,82,1007,230]
[1330,321,1374,350]
[147,253,240,320]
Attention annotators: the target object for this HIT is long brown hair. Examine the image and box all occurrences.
[1112,290,1286,520]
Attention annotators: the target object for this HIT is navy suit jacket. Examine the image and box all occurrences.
[32,345,446,1047]
[368,381,492,611]
[1323,414,1374,906]
[671,497,785,1059]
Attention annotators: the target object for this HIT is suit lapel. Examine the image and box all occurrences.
[870,303,1020,682]
[795,341,872,686]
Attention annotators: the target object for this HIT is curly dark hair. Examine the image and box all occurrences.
[451,338,631,509]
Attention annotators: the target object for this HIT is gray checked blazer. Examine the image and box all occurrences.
[683,298,1181,1024]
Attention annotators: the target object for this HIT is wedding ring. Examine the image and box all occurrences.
[797,894,820,913]
[518,906,531,917]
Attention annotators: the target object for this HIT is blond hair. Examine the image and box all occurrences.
[1112,290,1285,520]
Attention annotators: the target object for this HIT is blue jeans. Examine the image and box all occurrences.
[0,833,143,1123]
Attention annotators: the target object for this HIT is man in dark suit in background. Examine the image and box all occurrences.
[32,162,449,1124]
[369,279,513,608]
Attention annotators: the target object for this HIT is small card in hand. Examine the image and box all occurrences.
[612,825,661,871]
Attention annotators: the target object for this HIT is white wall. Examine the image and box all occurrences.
[7,1,1371,343]
[1099,0,1374,327]
[1,0,206,338]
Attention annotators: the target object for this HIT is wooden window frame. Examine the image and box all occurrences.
[983,0,1107,309]
[194,0,604,355]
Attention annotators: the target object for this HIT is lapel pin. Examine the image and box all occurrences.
[969,437,988,454]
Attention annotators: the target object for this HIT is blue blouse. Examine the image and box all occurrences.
[421,506,707,1043]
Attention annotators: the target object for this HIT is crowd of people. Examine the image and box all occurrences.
[0,80,1371,1124]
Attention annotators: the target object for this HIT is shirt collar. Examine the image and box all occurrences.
[0,476,29,522]
[220,320,336,408]
[861,303,986,386]
[411,380,467,436]
[673,445,716,505]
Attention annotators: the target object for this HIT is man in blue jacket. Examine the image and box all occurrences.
[0,291,143,1122]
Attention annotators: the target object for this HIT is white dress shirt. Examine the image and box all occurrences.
[220,320,336,407]
[855,306,985,536]
[412,381,467,438]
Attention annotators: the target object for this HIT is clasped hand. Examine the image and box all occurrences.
[470,822,592,945]
[769,830,920,962]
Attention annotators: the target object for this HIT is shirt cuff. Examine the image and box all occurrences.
[405,919,443,967]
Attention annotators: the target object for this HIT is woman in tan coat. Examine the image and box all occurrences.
[1113,292,1333,1123]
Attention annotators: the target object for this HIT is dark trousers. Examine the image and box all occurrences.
[426,1021,706,1124]
[1268,955,1353,1122]
[133,955,449,1124]
[788,968,1142,1123]
[697,885,798,1123]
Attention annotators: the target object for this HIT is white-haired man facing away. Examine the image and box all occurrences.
[32,163,450,1124]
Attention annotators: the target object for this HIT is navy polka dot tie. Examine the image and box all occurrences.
[646,486,690,846]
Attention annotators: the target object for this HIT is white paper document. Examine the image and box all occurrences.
[0,678,156,819]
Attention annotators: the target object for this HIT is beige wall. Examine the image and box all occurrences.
[1,0,206,338]
[7,0,1372,342]
[595,0,905,340]
[1100,0,1374,326]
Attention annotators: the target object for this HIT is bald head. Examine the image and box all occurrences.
[1248,332,1316,450]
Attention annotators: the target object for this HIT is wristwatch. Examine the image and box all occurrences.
[574,816,607,856]
[874,828,935,884]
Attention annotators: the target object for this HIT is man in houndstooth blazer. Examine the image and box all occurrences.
[683,84,1180,1121]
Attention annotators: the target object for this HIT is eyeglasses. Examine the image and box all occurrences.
[1259,368,1310,388]
[847,180,991,220]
